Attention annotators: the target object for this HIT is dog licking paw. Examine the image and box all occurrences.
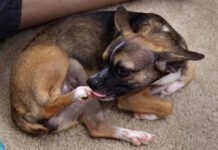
[73,86,92,100]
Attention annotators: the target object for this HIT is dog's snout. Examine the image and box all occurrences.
[98,68,109,79]
[87,78,99,89]
[87,68,110,89]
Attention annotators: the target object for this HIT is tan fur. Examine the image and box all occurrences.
[117,89,173,118]
[114,53,135,69]
[10,44,77,134]
[81,112,116,138]
[138,36,170,52]
[181,62,194,84]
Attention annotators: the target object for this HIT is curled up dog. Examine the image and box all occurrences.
[9,7,204,146]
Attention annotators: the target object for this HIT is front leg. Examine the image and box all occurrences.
[81,111,153,146]
[117,90,173,120]
[149,62,194,97]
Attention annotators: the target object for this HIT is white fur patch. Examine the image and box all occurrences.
[162,25,171,32]
[73,86,92,100]
[114,127,153,145]
[152,70,182,86]
[135,113,159,121]
[165,81,185,94]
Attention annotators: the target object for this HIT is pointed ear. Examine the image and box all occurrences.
[114,6,132,35]
[155,50,205,73]
[164,50,205,62]
[103,37,126,63]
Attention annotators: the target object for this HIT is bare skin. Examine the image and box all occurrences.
[20,0,131,29]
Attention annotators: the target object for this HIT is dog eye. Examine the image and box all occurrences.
[116,66,132,77]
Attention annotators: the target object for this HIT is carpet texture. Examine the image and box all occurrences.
[0,0,217,149]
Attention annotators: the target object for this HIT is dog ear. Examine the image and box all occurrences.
[114,6,132,35]
[155,50,205,72]
[103,37,126,63]
[164,50,205,62]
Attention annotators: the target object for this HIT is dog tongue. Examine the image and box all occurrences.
[91,91,107,98]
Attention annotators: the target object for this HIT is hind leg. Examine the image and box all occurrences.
[35,52,91,119]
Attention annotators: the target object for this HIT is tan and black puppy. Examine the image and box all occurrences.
[88,7,204,120]
[10,6,204,146]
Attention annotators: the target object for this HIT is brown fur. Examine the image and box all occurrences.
[10,44,76,134]
[118,89,173,118]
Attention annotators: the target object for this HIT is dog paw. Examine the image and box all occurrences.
[150,81,185,97]
[73,86,92,100]
[149,84,169,96]
[160,81,185,97]
[119,129,153,146]
[134,113,159,121]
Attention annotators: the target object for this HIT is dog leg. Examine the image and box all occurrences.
[40,86,92,119]
[41,101,85,132]
[43,99,153,145]
[81,110,153,146]
[39,88,93,132]
[117,90,173,120]
[149,62,194,97]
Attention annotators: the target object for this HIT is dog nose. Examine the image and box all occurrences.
[87,78,98,89]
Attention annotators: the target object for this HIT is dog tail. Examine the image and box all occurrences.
[11,108,49,135]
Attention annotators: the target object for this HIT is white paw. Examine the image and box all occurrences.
[73,86,92,100]
[149,84,169,96]
[165,81,185,93]
[116,128,153,146]
[134,113,159,121]
[159,81,185,97]
[150,81,185,97]
[152,71,181,86]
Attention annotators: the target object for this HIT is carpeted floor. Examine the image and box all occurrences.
[0,0,217,149]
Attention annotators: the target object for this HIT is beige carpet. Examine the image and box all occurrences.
[0,0,217,149]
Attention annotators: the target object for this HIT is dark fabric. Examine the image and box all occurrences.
[0,0,22,39]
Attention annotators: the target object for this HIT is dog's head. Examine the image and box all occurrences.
[88,7,204,99]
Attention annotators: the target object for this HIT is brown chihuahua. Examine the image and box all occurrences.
[10,7,204,146]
